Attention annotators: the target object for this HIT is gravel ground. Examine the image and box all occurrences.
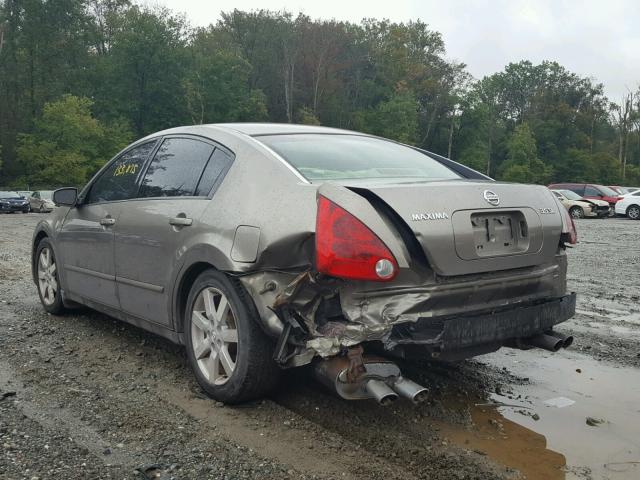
[0,213,638,480]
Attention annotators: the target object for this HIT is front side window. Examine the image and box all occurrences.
[257,134,460,182]
[584,186,601,197]
[86,141,157,204]
[139,138,215,198]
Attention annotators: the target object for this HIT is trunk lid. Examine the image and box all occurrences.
[348,180,562,276]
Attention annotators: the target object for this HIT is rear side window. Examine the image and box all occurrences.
[257,134,460,182]
[139,138,214,198]
[86,141,157,204]
[195,148,233,196]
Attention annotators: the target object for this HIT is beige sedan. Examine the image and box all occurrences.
[551,189,610,218]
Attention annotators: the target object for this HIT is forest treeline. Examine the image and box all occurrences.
[1,0,640,188]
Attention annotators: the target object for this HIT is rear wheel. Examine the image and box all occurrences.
[35,239,65,314]
[569,206,584,219]
[184,269,280,403]
[627,205,640,220]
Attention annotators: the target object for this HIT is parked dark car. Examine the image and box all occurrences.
[548,183,622,208]
[32,124,577,405]
[0,191,31,213]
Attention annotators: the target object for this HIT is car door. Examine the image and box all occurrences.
[584,185,601,202]
[114,136,233,328]
[29,192,42,210]
[57,141,158,308]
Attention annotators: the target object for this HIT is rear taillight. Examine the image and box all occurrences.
[560,203,578,245]
[315,196,398,281]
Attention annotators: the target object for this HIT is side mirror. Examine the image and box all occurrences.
[53,187,78,207]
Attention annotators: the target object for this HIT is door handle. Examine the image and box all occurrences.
[169,216,193,227]
[100,217,116,226]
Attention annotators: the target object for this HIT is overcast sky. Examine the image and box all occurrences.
[158,0,639,100]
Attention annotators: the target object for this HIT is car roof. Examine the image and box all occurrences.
[210,122,361,136]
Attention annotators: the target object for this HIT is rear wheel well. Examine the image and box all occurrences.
[176,262,216,333]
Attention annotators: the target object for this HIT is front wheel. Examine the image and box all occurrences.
[569,206,584,219]
[627,205,640,220]
[35,238,66,314]
[184,269,280,403]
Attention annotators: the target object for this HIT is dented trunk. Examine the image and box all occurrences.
[344,180,563,276]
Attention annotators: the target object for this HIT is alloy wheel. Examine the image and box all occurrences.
[628,206,640,220]
[190,287,239,385]
[37,247,58,306]
[570,207,584,219]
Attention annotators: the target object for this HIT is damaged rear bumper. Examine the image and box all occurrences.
[388,293,576,360]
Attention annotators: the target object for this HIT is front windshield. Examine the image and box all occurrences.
[257,134,461,182]
[559,189,582,201]
[0,191,20,198]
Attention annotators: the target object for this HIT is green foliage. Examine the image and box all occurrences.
[499,123,553,184]
[296,106,321,125]
[16,95,133,187]
[183,28,268,123]
[0,2,638,188]
[354,88,419,144]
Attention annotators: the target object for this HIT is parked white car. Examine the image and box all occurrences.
[615,190,640,219]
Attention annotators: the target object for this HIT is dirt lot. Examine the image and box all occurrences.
[1,214,639,480]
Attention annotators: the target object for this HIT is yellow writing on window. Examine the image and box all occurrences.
[114,163,138,177]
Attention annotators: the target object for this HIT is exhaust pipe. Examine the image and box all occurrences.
[525,333,564,352]
[553,332,574,348]
[365,379,398,406]
[391,377,429,404]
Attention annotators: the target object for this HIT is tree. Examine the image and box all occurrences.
[354,86,419,144]
[499,123,552,184]
[183,27,267,124]
[16,95,132,186]
[93,5,190,135]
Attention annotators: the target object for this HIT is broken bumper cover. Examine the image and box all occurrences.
[389,293,576,353]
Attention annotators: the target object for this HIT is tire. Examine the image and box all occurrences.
[184,269,281,403]
[569,206,584,219]
[627,205,640,220]
[35,238,66,315]
[39,204,46,213]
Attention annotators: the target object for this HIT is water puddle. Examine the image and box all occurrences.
[442,349,640,479]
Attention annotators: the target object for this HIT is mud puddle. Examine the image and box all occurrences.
[442,349,640,479]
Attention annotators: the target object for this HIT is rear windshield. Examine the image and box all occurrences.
[257,134,461,182]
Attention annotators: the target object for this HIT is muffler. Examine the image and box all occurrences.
[314,355,428,405]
